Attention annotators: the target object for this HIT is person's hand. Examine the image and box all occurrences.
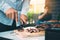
[20,14,28,24]
[5,8,18,22]
[38,8,48,19]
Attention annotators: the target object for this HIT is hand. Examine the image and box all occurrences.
[20,14,28,24]
[5,8,18,22]
[38,10,48,20]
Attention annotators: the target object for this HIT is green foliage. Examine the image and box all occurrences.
[27,11,34,21]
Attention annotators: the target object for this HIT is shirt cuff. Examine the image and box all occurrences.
[21,11,28,15]
[0,3,11,13]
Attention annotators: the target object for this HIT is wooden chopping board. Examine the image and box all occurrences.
[14,30,45,38]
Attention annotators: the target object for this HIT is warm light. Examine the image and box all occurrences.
[29,0,45,14]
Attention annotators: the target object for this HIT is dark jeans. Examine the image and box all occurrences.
[0,20,23,32]
[0,23,16,32]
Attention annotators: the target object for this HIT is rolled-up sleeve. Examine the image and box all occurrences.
[0,0,11,13]
[21,0,30,15]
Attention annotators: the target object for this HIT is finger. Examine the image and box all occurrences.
[15,12,18,23]
[20,14,28,21]
[11,11,16,20]
[9,13,12,19]
[6,14,10,18]
[12,12,14,20]
[6,13,12,19]
[20,19,24,24]
[20,17,27,24]
[20,16,27,24]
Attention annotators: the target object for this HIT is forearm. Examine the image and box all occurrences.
[21,0,30,15]
[38,13,47,19]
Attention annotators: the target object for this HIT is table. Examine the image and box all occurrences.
[0,30,45,40]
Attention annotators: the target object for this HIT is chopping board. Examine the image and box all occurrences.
[14,30,45,38]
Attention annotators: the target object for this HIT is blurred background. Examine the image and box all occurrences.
[27,0,60,23]
[27,0,45,23]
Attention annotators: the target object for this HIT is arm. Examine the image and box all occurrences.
[20,0,30,24]
[0,0,18,22]
[21,0,30,15]
[38,8,48,20]
[38,12,48,20]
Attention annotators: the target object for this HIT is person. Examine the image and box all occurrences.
[36,6,52,25]
[0,0,30,31]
